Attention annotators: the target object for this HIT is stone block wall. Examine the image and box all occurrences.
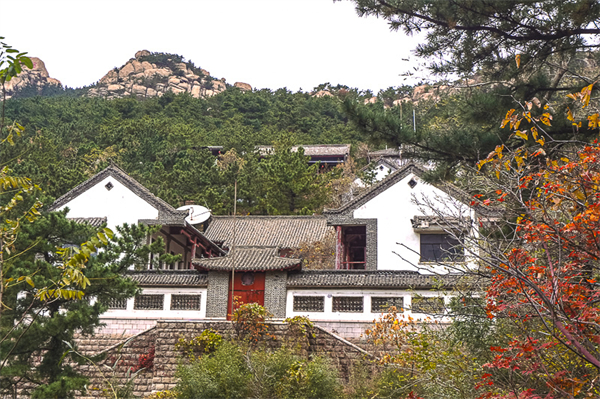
[74,320,375,397]
[78,328,157,399]
[94,318,158,336]
[205,271,229,317]
[314,320,373,341]
[264,271,287,317]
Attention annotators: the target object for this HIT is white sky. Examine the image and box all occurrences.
[2,0,428,93]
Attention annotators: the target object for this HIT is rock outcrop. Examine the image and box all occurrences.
[87,50,243,100]
[234,82,252,91]
[2,57,61,99]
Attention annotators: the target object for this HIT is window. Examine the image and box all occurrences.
[371,297,404,313]
[107,298,127,310]
[338,226,366,270]
[171,294,201,310]
[420,234,463,262]
[332,296,363,313]
[134,294,164,310]
[411,297,445,314]
[293,296,325,312]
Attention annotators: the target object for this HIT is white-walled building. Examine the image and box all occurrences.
[50,163,473,338]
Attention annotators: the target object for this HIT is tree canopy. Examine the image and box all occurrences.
[347,0,600,83]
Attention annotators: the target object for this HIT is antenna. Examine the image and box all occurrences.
[177,205,211,225]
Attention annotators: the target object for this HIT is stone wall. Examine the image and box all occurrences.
[205,271,229,317]
[75,320,374,397]
[314,320,373,341]
[264,271,287,317]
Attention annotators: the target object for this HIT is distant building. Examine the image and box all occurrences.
[256,144,350,166]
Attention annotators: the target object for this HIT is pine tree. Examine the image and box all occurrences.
[0,213,164,398]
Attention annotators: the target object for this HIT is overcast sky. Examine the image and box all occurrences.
[3,0,428,93]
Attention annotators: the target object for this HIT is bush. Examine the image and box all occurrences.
[175,341,251,399]
[249,347,341,399]
[175,342,341,399]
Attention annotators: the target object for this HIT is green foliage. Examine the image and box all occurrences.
[175,341,251,399]
[3,86,364,214]
[0,213,175,397]
[349,0,600,82]
[175,328,223,359]
[175,342,341,399]
[249,347,341,399]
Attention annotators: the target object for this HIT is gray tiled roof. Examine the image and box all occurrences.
[286,270,458,289]
[193,247,301,271]
[68,217,107,228]
[126,270,208,287]
[360,157,400,173]
[257,144,351,157]
[368,148,400,158]
[205,216,331,247]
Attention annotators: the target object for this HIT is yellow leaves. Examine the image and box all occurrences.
[567,107,575,122]
[515,130,528,140]
[582,83,594,108]
[515,54,521,69]
[539,112,553,126]
[501,109,515,128]
[567,82,596,108]
[588,113,599,129]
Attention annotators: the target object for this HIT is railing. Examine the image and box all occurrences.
[337,261,366,270]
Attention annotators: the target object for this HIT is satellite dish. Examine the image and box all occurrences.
[177,205,211,225]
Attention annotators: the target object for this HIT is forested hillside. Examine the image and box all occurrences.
[3,87,367,214]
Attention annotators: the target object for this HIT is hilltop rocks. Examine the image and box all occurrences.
[135,50,151,58]
[312,90,334,98]
[234,82,252,91]
[88,51,242,100]
[2,57,61,99]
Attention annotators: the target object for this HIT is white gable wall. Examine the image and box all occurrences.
[353,172,471,273]
[55,176,160,232]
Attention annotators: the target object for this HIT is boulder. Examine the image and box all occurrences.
[168,76,180,85]
[212,80,226,91]
[170,86,186,94]
[135,50,151,59]
[363,97,378,104]
[313,90,333,98]
[107,84,124,91]
[191,85,201,98]
[141,61,153,71]
[146,87,157,97]
[132,85,147,96]
[200,69,210,76]
[99,70,118,85]
[234,82,252,91]
[132,60,144,73]
[118,63,135,79]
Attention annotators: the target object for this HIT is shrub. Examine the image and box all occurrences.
[230,301,274,343]
[175,341,251,399]
[175,343,341,399]
[175,328,223,360]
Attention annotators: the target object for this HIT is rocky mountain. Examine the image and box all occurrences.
[5,50,253,100]
[2,57,61,99]
[88,50,252,99]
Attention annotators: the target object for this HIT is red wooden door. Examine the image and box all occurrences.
[227,272,265,318]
